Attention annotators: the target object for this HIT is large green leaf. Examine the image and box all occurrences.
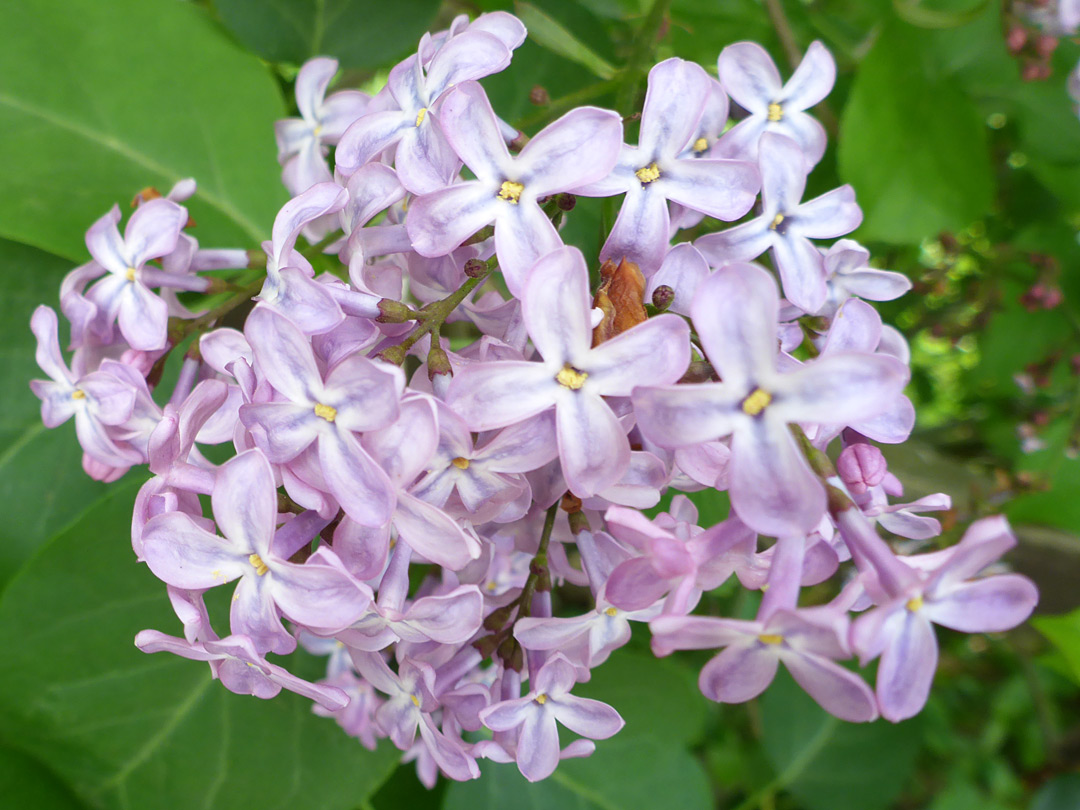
[838,21,993,244]
[0,485,398,809]
[443,737,712,810]
[1032,608,1080,685]
[0,744,88,810]
[0,0,287,262]
[758,669,922,810]
[213,0,442,69]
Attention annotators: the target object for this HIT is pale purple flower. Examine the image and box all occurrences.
[633,263,908,536]
[644,242,710,316]
[716,41,836,166]
[820,239,912,317]
[696,133,862,314]
[275,57,369,195]
[479,653,624,782]
[446,246,690,497]
[82,198,189,350]
[141,449,373,653]
[575,58,760,274]
[239,305,404,528]
[406,82,623,295]
[135,630,348,710]
[29,306,141,468]
[335,32,513,193]
[846,514,1038,722]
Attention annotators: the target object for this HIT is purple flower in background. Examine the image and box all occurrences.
[447,246,690,496]
[479,654,624,782]
[576,58,760,274]
[275,57,369,195]
[335,32,513,193]
[633,263,907,536]
[716,40,836,166]
[696,132,862,314]
[407,81,623,295]
[82,198,188,350]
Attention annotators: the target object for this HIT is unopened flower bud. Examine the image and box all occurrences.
[377,344,407,366]
[1035,35,1058,58]
[376,298,414,323]
[529,85,550,106]
[837,443,887,496]
[1006,26,1028,54]
[473,634,500,658]
[246,248,267,269]
[484,604,514,631]
[498,636,523,671]
[427,346,452,380]
[652,284,675,311]
[464,258,488,278]
[557,193,576,212]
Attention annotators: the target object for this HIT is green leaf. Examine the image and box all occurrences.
[574,648,708,746]
[1032,608,1080,685]
[0,0,287,262]
[1031,773,1080,810]
[0,239,121,592]
[0,485,399,809]
[758,669,922,810]
[0,744,88,810]
[892,0,992,29]
[515,2,619,80]
[213,0,442,70]
[838,21,994,244]
[442,737,712,810]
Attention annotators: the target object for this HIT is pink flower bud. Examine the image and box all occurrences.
[837,443,887,495]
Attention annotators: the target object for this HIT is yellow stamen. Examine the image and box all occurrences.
[535,693,548,705]
[452,456,470,470]
[769,213,785,231]
[313,124,323,137]
[71,389,87,400]
[556,364,588,390]
[767,102,783,122]
[758,633,784,645]
[314,402,337,422]
[125,267,137,282]
[248,553,269,576]
[498,180,524,204]
[604,607,618,617]
[906,595,923,612]
[635,162,661,184]
[742,388,772,416]
[692,137,709,154]
[485,581,497,591]
[411,694,420,707]
[415,108,427,127]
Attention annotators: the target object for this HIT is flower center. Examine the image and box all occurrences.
[535,693,548,705]
[71,389,86,400]
[692,137,709,154]
[556,364,588,390]
[248,553,269,576]
[498,180,524,204]
[410,694,420,707]
[758,633,784,645]
[314,403,337,422]
[604,607,618,617]
[125,266,137,282]
[415,108,427,127]
[635,162,661,184]
[452,456,470,470]
[906,595,923,612]
[768,102,783,122]
[769,213,785,231]
[741,388,772,416]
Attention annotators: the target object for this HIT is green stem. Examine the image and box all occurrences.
[168,275,264,345]
[732,714,838,810]
[517,502,559,619]
[301,230,340,261]
[615,0,672,114]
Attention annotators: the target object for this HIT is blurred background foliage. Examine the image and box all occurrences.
[0,0,1079,807]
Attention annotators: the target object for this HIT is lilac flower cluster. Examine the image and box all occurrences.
[30,11,1038,786]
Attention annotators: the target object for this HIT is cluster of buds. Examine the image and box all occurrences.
[30,11,1037,786]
